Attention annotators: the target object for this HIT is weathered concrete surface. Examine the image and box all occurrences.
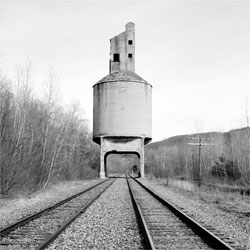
[110,22,135,73]
[92,23,152,178]
[93,77,152,144]
[99,137,145,178]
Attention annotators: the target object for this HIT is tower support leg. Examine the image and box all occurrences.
[100,138,106,178]
[139,139,145,178]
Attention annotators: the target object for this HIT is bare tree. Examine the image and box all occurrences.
[0,62,100,196]
[38,68,60,187]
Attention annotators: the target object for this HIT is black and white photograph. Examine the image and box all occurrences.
[0,0,249,249]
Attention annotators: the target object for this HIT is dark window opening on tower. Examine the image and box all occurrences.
[113,53,120,62]
[128,53,133,58]
[128,40,133,45]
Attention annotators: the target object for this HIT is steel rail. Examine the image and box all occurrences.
[129,175,235,250]
[0,179,109,237]
[37,178,116,250]
[126,175,155,250]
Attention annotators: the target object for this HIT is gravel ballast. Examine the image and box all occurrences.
[139,178,250,249]
[47,178,143,250]
[1,177,249,249]
[0,180,114,250]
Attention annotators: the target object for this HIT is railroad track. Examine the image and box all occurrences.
[0,178,116,250]
[127,175,239,250]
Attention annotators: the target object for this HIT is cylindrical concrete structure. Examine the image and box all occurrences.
[93,23,152,178]
[93,71,152,145]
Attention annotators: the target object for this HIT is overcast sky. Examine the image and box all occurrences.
[0,0,249,141]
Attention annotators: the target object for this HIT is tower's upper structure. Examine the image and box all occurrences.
[93,22,152,145]
[109,22,135,73]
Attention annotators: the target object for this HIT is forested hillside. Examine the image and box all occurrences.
[145,128,250,186]
[0,63,99,196]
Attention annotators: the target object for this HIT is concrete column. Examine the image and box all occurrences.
[100,137,106,178]
[140,138,145,178]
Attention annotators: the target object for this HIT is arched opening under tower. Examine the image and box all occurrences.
[104,151,140,177]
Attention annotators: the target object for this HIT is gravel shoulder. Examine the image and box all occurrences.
[139,178,250,249]
[0,179,102,229]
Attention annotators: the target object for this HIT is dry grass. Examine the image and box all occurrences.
[149,177,250,218]
[153,177,250,205]
[152,178,197,192]
[200,184,250,204]
[169,179,197,192]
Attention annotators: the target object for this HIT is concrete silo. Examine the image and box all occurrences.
[93,22,152,178]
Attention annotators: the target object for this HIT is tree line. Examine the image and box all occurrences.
[145,129,250,187]
[0,61,99,196]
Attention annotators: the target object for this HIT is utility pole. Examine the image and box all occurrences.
[188,136,214,186]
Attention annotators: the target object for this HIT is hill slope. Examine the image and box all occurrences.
[145,127,250,186]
